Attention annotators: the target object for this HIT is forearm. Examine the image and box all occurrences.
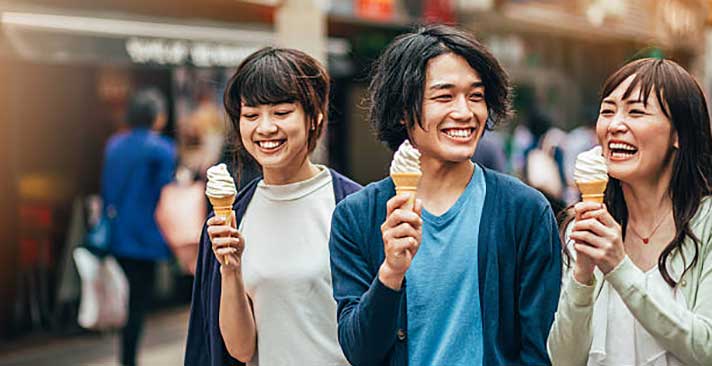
[606,256,712,365]
[337,275,402,365]
[547,271,596,366]
[219,268,256,363]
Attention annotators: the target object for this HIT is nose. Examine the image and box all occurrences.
[607,112,628,134]
[256,114,278,135]
[450,95,472,121]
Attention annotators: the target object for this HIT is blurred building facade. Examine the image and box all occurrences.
[0,0,710,339]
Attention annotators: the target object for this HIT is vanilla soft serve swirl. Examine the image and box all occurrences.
[574,146,608,182]
[390,140,421,175]
[206,163,237,198]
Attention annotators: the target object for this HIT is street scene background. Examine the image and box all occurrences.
[1,0,711,364]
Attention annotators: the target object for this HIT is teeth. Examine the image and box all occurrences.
[609,142,637,151]
[445,129,472,138]
[258,140,282,149]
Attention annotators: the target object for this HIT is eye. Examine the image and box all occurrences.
[241,113,258,120]
[433,94,452,101]
[470,92,484,101]
[629,109,645,116]
[599,109,614,116]
[275,109,294,116]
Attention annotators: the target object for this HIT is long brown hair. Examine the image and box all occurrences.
[562,58,712,287]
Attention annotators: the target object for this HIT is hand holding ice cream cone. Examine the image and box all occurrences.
[206,163,238,265]
[571,146,608,284]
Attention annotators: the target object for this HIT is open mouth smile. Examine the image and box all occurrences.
[256,139,286,152]
[441,127,476,141]
[608,141,638,161]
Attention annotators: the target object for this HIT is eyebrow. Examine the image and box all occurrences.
[428,81,484,91]
[601,98,644,106]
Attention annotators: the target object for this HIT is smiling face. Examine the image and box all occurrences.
[596,74,678,183]
[239,102,314,175]
[409,53,488,165]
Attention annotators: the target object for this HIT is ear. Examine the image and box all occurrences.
[312,113,324,130]
[673,130,679,149]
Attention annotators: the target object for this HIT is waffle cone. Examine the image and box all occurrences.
[391,172,421,209]
[207,195,236,264]
[208,195,235,223]
[576,180,608,203]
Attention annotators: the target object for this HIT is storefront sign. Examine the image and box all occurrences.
[125,38,258,67]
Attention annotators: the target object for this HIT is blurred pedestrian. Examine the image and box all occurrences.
[548,58,712,365]
[101,88,176,366]
[329,24,561,366]
[184,47,361,366]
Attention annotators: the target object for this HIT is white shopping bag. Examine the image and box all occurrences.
[73,247,128,330]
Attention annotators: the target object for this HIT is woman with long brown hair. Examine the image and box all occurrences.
[548,58,712,365]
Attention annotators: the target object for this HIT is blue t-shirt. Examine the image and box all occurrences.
[406,166,486,366]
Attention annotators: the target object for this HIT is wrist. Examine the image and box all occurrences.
[220,265,242,278]
[573,266,595,286]
[378,263,405,291]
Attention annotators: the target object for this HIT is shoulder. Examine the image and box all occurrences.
[328,168,363,195]
[148,134,176,157]
[693,196,712,225]
[333,177,392,219]
[691,196,712,246]
[105,132,129,153]
[483,167,551,213]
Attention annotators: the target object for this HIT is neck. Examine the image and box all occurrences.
[418,157,474,213]
[262,158,319,185]
[620,163,674,230]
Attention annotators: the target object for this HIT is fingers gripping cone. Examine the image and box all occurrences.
[208,195,236,264]
[576,180,607,204]
[391,172,421,210]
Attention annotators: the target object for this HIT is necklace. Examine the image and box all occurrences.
[628,212,669,245]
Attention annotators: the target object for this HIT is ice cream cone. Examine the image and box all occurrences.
[208,195,236,224]
[391,172,421,210]
[207,195,236,265]
[576,180,607,203]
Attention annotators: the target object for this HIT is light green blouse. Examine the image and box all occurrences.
[547,197,712,366]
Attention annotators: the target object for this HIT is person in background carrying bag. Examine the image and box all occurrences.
[101,88,176,366]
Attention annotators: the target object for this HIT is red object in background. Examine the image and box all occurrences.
[18,204,53,268]
[355,0,395,21]
[423,0,456,24]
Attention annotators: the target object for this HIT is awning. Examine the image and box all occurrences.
[0,10,273,67]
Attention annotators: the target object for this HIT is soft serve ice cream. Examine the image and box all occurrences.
[390,140,422,175]
[390,140,422,209]
[206,163,237,199]
[574,146,608,183]
[574,146,608,203]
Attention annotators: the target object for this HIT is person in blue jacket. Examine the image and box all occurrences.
[184,47,360,366]
[101,88,176,366]
[328,24,562,366]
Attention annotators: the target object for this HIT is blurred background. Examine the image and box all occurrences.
[1,0,711,364]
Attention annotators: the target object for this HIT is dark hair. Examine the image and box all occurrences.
[368,24,512,151]
[223,47,330,178]
[126,88,166,128]
[563,58,712,287]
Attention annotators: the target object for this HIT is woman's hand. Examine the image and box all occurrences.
[378,193,423,290]
[207,212,245,272]
[570,202,626,275]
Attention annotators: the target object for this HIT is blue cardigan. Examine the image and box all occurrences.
[184,169,361,366]
[329,167,562,366]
